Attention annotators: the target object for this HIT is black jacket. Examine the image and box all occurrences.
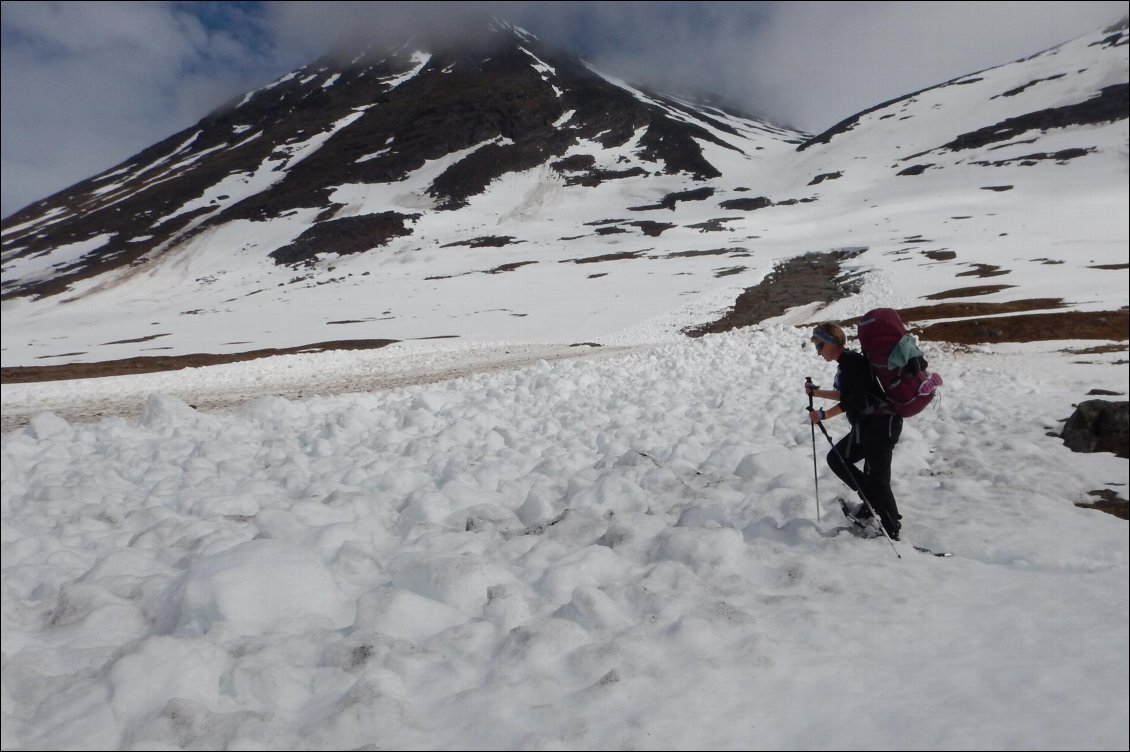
[834,349,888,424]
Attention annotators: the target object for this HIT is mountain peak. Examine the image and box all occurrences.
[2,21,793,301]
[315,14,540,67]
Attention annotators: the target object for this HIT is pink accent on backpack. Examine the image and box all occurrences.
[857,308,943,418]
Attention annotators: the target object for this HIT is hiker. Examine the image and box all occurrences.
[806,322,903,540]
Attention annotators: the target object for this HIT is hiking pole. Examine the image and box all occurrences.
[805,377,820,522]
[811,418,901,559]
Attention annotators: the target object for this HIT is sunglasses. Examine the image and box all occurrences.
[813,340,825,353]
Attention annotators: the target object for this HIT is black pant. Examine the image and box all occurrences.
[828,415,903,534]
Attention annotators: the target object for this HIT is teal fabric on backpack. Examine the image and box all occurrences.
[888,335,924,370]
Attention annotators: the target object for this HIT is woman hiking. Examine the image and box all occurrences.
[806,322,903,540]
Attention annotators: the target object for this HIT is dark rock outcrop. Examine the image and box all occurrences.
[718,196,772,211]
[941,84,1127,152]
[1061,399,1130,458]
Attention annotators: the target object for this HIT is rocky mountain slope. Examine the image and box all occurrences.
[1,18,1126,375]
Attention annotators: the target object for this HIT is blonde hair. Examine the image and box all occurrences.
[812,322,845,347]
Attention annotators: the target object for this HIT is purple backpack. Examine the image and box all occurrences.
[857,308,943,418]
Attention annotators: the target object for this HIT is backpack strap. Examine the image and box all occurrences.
[862,359,895,416]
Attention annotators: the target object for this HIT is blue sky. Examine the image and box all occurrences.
[1,0,1126,219]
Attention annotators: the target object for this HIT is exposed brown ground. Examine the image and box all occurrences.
[6,252,1127,380]
[686,252,1128,349]
[1078,490,1130,520]
[1,339,397,384]
[5,306,1124,383]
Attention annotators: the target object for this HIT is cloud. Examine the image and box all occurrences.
[2,0,1126,219]
[1,1,286,218]
[498,1,1129,130]
[726,1,1130,130]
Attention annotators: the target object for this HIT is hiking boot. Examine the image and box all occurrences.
[883,522,901,541]
[853,525,883,539]
[841,499,873,522]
